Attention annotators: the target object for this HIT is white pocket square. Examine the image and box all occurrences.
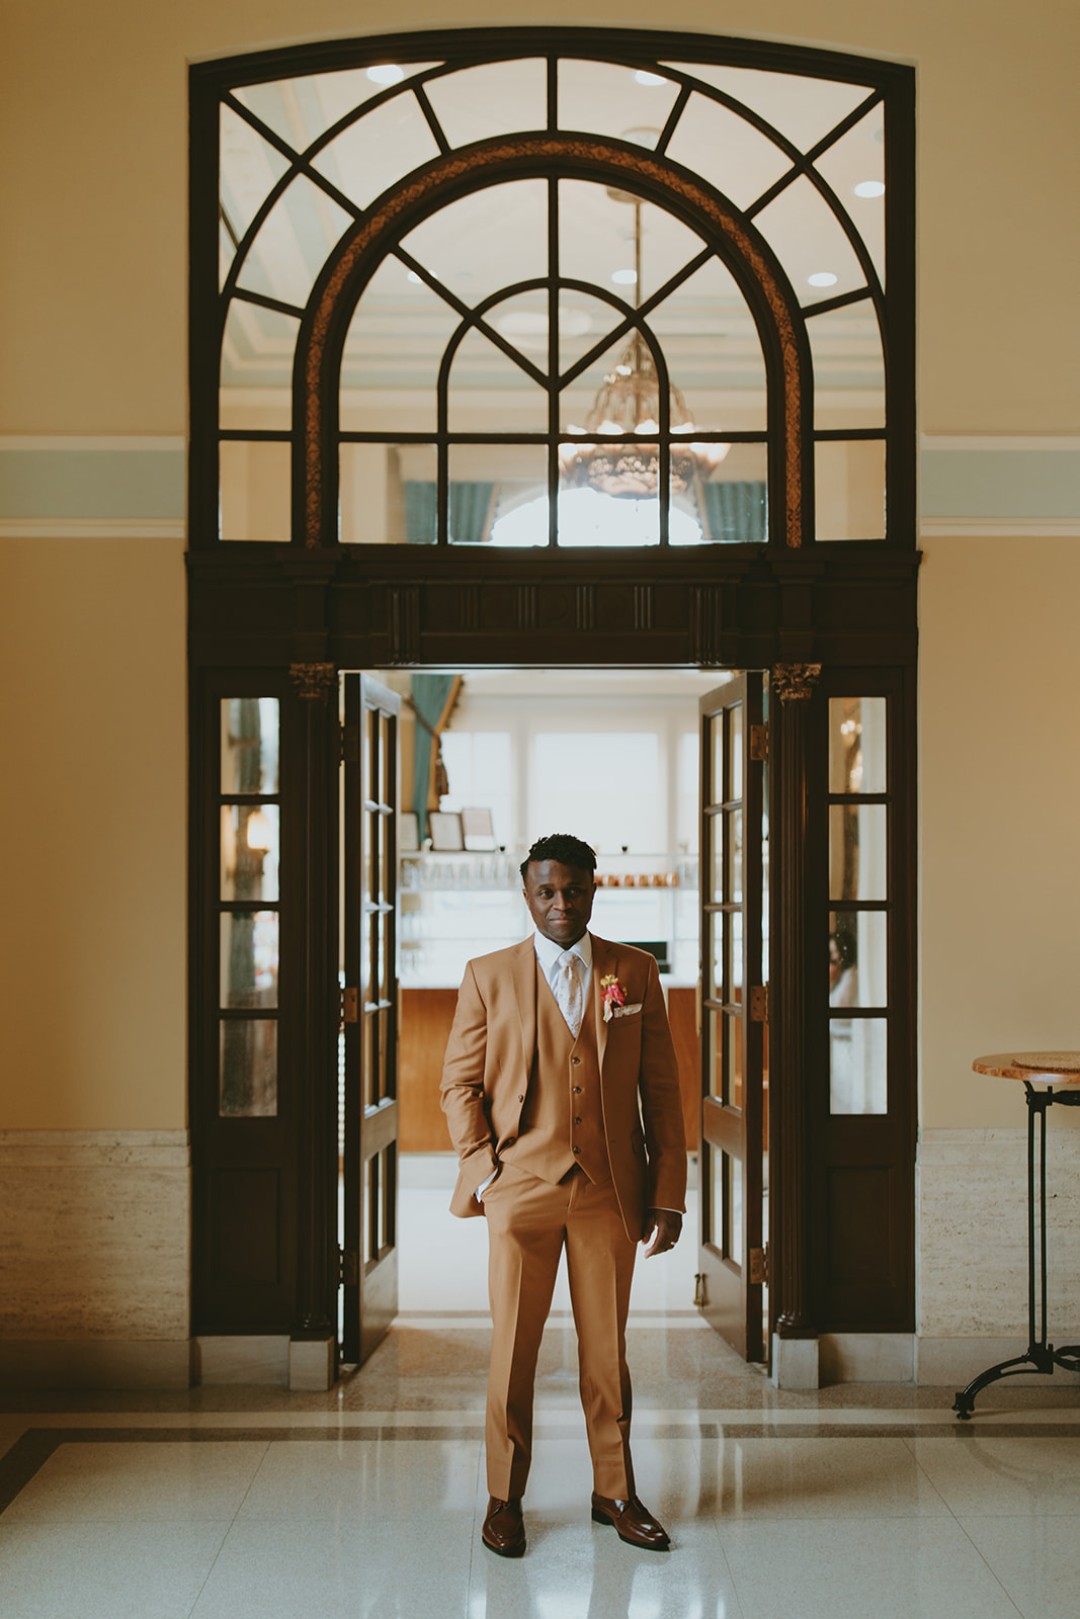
[612,1002,643,1018]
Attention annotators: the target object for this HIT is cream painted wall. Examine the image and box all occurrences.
[2,0,1078,434]
[920,535,1080,1130]
[0,5,1076,1148]
[0,538,187,1129]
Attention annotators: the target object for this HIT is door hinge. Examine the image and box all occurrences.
[339,1246,359,1287]
[340,986,359,1026]
[340,723,359,764]
[693,1272,707,1308]
[749,983,770,1023]
[749,1243,769,1286]
[749,722,769,762]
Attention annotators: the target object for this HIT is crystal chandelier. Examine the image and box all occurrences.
[559,197,728,499]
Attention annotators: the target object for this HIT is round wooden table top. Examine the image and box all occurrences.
[973,1051,1080,1084]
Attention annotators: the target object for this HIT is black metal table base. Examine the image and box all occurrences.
[954,1083,1080,1419]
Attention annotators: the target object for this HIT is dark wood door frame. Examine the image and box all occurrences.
[188,546,919,1352]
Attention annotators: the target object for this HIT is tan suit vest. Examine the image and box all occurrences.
[499,960,611,1187]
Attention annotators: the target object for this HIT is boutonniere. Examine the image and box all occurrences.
[600,974,627,1023]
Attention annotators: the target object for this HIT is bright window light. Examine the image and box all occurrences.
[808,271,839,287]
[853,180,886,198]
[367,64,404,85]
[490,488,703,548]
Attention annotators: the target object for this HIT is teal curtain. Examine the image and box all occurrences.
[412,673,459,839]
[450,481,495,544]
[404,481,495,544]
[404,481,437,544]
[702,480,768,542]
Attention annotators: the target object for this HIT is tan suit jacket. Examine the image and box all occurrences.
[440,933,687,1241]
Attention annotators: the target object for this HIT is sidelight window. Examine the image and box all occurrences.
[827,694,888,1115]
[218,698,281,1116]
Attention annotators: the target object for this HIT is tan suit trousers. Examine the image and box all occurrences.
[482,1159,637,1501]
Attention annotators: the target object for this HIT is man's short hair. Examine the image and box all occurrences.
[520,833,597,882]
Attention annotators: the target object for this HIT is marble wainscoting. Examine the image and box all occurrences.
[917,1126,1080,1385]
[0,1131,191,1390]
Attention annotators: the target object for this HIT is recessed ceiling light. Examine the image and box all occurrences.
[807,271,839,288]
[634,70,667,86]
[620,124,661,148]
[854,180,885,198]
[611,268,638,285]
[367,64,404,85]
[493,308,593,352]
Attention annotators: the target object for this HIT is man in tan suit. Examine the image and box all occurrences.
[441,832,687,1558]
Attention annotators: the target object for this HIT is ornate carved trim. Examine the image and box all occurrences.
[575,584,595,632]
[289,661,337,702]
[300,135,805,549]
[457,584,480,633]
[772,662,822,703]
[389,586,421,664]
[690,583,725,666]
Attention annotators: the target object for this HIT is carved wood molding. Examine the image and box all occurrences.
[289,661,337,702]
[390,586,421,663]
[772,662,822,703]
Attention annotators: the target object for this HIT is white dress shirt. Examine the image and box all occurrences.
[532,927,593,1029]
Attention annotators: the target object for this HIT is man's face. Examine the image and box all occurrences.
[522,860,596,947]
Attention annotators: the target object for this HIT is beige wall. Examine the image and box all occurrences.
[1,2,1077,1147]
[0,539,187,1129]
[920,535,1080,1130]
[3,0,1078,435]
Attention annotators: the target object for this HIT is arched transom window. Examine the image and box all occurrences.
[193,31,912,550]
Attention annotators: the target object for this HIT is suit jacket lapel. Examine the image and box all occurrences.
[511,937,537,1083]
[591,934,613,1072]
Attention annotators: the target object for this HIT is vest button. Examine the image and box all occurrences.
[571,1056,581,1065]
[573,1086,583,1094]
[517,1094,525,1102]
[573,1146,581,1155]
[575,1116,582,1125]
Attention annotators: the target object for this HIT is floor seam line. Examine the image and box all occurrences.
[949,1513,1028,1619]
[184,1435,272,1617]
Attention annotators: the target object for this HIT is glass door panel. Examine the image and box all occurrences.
[698,674,766,1361]
[342,672,401,1365]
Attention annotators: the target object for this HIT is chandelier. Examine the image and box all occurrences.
[559,196,728,499]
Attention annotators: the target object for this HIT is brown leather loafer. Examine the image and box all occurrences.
[591,1492,670,1550]
[482,1495,526,1558]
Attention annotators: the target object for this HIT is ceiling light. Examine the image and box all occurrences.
[808,271,838,288]
[634,70,667,86]
[620,125,661,148]
[405,270,422,284]
[611,268,638,286]
[493,307,592,353]
[854,180,885,198]
[495,309,592,337]
[561,198,729,499]
[367,64,404,85]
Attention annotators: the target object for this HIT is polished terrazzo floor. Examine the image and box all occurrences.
[3,1175,1080,1618]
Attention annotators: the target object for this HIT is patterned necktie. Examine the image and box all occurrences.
[555,949,584,1037]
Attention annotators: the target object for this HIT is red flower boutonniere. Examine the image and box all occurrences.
[600,974,627,1023]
